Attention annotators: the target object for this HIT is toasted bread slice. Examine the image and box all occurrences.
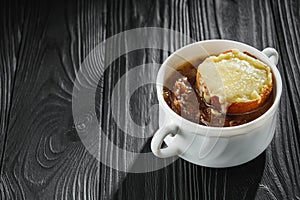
[196,49,273,114]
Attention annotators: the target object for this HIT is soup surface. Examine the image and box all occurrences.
[163,58,275,127]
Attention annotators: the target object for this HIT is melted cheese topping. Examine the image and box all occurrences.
[198,49,272,105]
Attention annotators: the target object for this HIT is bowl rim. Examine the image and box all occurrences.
[156,39,282,137]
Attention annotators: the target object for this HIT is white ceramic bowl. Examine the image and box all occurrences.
[151,40,282,168]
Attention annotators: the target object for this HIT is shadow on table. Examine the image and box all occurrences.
[113,142,266,200]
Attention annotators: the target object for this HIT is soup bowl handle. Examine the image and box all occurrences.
[151,123,181,158]
[262,48,279,65]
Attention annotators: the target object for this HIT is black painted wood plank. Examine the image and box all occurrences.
[0,1,53,199]
[257,0,300,199]
[0,0,103,199]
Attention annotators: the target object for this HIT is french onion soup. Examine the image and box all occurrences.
[163,49,275,127]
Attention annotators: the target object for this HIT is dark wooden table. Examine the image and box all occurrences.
[0,0,299,199]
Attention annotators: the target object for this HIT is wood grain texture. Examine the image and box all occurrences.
[0,0,299,199]
[0,0,102,199]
